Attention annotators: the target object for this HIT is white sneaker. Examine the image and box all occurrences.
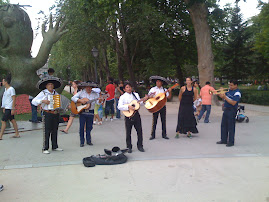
[98,121,102,125]
[93,121,97,125]
[53,148,63,151]
[43,150,50,154]
[105,118,108,121]
[110,118,113,122]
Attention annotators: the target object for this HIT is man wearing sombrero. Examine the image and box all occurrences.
[32,76,63,154]
[148,76,172,140]
[71,81,101,147]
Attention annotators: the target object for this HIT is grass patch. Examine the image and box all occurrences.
[15,113,35,121]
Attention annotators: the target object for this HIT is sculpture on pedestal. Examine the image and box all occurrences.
[0,4,68,126]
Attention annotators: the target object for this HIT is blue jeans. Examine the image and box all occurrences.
[29,99,38,122]
[79,112,94,144]
[105,99,115,116]
[198,105,211,123]
[221,108,236,144]
[115,97,121,119]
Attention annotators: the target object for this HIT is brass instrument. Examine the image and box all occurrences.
[209,88,228,95]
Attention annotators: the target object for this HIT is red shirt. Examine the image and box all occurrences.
[106,84,115,101]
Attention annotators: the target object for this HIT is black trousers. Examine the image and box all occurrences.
[221,108,237,144]
[43,111,59,150]
[125,112,143,149]
[151,106,167,138]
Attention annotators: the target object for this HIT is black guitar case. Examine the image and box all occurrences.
[83,147,128,167]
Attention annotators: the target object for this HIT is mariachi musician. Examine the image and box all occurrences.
[32,76,63,154]
[148,76,172,140]
[117,82,148,153]
[71,81,101,147]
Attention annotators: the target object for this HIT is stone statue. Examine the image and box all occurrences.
[0,4,68,127]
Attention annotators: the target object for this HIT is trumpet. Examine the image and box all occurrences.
[209,88,228,95]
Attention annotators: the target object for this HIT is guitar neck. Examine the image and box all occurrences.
[165,83,179,93]
[85,94,108,104]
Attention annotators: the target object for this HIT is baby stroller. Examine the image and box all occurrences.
[236,105,249,123]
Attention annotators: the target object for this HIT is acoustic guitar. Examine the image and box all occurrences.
[71,94,108,114]
[122,93,154,117]
[122,100,141,117]
[145,83,179,113]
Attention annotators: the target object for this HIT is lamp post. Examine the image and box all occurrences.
[91,47,99,83]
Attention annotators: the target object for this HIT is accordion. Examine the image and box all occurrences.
[47,94,71,111]
[48,95,61,110]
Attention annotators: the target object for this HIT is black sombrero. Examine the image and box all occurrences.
[149,76,170,85]
[104,147,128,156]
[78,81,99,88]
[36,76,62,90]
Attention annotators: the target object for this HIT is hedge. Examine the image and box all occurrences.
[172,88,269,106]
[240,89,269,106]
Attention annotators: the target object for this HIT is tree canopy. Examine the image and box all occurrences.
[44,0,268,86]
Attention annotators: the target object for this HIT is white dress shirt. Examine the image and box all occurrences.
[117,92,142,111]
[148,86,169,97]
[71,89,100,110]
[31,89,59,110]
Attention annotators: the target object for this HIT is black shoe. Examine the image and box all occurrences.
[149,136,155,140]
[87,142,93,146]
[216,141,227,144]
[128,148,132,153]
[226,142,234,147]
[80,144,84,147]
[163,136,169,140]
[138,147,145,152]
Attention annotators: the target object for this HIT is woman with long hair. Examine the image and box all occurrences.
[175,77,199,138]
[60,80,80,134]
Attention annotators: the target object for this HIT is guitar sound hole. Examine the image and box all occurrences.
[156,96,160,100]
[132,104,135,107]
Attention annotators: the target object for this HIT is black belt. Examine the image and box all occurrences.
[83,109,94,113]
[44,110,59,114]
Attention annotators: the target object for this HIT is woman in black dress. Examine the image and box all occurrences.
[176,77,198,138]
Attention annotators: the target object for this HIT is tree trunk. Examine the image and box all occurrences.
[118,9,137,89]
[87,64,94,81]
[112,23,124,82]
[176,64,185,87]
[184,0,219,105]
[122,36,137,89]
[102,48,111,80]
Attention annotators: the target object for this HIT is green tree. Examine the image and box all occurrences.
[220,3,252,80]
[252,2,269,62]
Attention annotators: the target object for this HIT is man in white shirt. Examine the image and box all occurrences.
[32,76,63,154]
[148,76,172,140]
[118,83,148,153]
[0,74,20,140]
[71,81,101,147]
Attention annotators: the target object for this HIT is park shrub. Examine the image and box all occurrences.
[240,89,269,105]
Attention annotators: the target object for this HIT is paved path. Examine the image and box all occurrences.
[0,102,269,201]
[1,157,269,202]
[1,103,269,169]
